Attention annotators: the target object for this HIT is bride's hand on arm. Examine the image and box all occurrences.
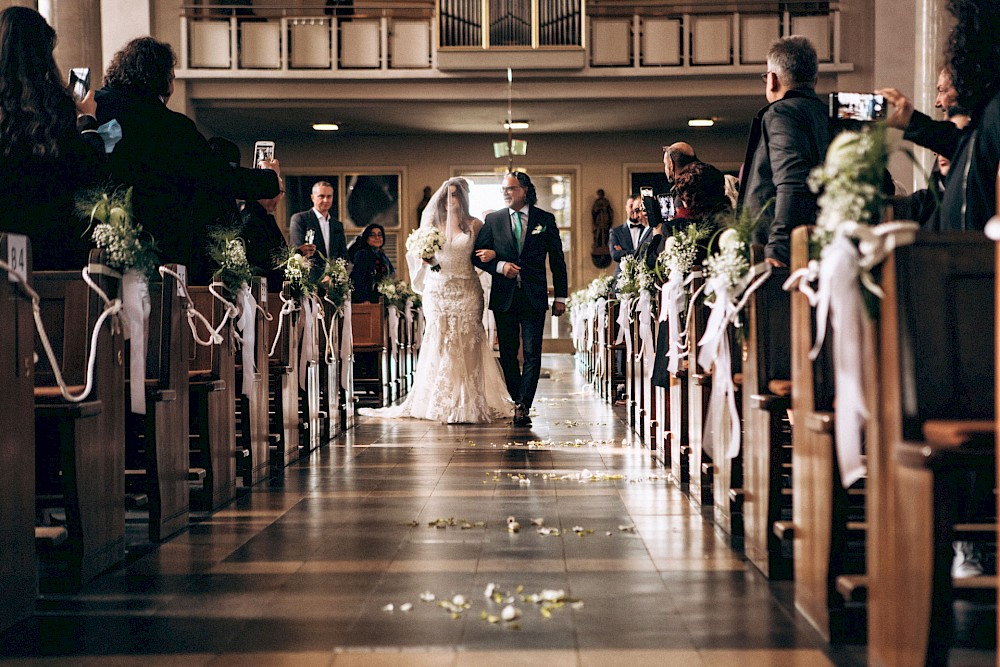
[475,249,496,262]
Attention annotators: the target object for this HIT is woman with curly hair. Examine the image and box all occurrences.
[0,6,105,269]
[643,161,730,389]
[95,37,280,283]
[348,223,394,303]
[881,0,1000,230]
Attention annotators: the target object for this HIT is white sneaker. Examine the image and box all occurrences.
[951,541,984,578]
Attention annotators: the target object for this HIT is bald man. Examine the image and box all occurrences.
[662,142,699,185]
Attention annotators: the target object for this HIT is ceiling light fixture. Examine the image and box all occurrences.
[504,120,530,130]
[312,123,340,131]
[494,68,527,169]
[688,118,715,128]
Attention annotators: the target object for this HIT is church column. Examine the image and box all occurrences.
[48,0,104,85]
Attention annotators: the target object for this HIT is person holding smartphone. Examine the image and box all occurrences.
[0,7,105,270]
[95,37,279,283]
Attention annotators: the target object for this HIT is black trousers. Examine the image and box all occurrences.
[494,287,547,410]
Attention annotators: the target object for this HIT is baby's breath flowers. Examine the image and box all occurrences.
[208,227,252,297]
[77,187,157,278]
[274,247,316,301]
[322,257,352,311]
[658,223,711,279]
[702,228,750,301]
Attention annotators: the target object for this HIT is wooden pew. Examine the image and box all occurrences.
[353,299,387,407]
[742,246,793,579]
[688,270,712,505]
[187,286,237,511]
[266,285,300,468]
[788,226,866,642]
[607,300,625,403]
[34,251,125,589]
[235,278,271,487]
[669,273,696,488]
[338,308,357,431]
[126,266,191,543]
[869,232,996,667]
[0,235,37,631]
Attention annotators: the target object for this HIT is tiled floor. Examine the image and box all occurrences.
[1,354,965,666]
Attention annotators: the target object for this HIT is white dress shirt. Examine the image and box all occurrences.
[313,208,330,257]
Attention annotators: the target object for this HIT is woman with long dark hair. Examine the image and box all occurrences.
[0,6,104,269]
[348,222,394,303]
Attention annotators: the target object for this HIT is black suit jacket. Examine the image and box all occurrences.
[737,88,830,265]
[473,206,568,312]
[240,200,287,292]
[94,86,279,281]
[609,222,651,286]
[288,209,348,283]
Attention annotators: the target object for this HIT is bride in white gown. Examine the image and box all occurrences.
[359,178,514,423]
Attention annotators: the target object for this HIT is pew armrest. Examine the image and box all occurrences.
[835,575,867,603]
[767,379,792,397]
[806,411,834,434]
[921,420,995,448]
[772,520,794,540]
[35,526,68,550]
[897,420,996,470]
[692,373,711,387]
[750,393,790,410]
[34,397,102,418]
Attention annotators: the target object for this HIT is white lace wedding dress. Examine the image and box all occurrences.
[359,224,513,424]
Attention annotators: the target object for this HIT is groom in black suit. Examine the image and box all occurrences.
[473,172,568,427]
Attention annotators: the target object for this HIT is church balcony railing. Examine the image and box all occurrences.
[178,1,850,76]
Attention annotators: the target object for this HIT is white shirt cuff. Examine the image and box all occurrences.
[496,260,507,275]
[554,297,566,304]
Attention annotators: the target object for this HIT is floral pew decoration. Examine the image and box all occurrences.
[271,246,321,390]
[656,223,713,376]
[782,125,918,488]
[696,212,772,460]
[614,254,658,374]
[376,277,418,354]
[80,187,156,413]
[207,228,258,397]
[322,257,354,391]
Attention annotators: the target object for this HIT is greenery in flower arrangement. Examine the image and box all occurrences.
[273,247,316,301]
[77,186,158,279]
[656,222,713,283]
[808,124,891,253]
[322,257,352,312]
[207,227,252,297]
[376,277,414,310]
[614,254,656,298]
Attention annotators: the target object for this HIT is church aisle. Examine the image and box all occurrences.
[1,355,870,666]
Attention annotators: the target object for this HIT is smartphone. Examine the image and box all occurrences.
[829,92,886,122]
[253,140,275,169]
[68,67,90,102]
[657,193,676,222]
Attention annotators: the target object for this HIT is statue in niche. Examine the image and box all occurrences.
[591,189,613,268]
[416,186,432,223]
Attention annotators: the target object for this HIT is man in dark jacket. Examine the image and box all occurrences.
[737,36,830,267]
[241,179,288,293]
[95,37,279,283]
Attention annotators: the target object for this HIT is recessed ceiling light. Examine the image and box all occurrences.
[688,118,715,127]
[312,123,340,131]
[504,121,530,130]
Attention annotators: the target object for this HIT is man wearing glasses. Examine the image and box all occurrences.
[474,172,569,428]
[737,35,829,267]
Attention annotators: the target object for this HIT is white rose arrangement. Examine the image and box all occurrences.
[406,226,446,272]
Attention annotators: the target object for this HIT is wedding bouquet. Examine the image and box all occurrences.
[323,257,352,312]
[78,186,157,278]
[274,247,316,301]
[586,275,615,302]
[406,226,445,272]
[208,228,252,297]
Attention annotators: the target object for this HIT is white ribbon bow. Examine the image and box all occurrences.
[340,300,354,391]
[636,291,655,373]
[268,294,297,358]
[298,295,320,389]
[121,269,151,414]
[595,297,608,375]
[614,295,633,359]
[387,304,400,352]
[236,283,257,397]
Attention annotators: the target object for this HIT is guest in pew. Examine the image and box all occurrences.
[241,176,288,293]
[348,223,394,303]
[0,7,106,270]
[879,0,1000,231]
[95,37,280,282]
[738,36,829,268]
[609,194,651,295]
[644,161,730,390]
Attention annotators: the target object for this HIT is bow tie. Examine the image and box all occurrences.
[629,224,644,229]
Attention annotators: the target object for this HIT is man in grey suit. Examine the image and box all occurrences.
[289,181,349,283]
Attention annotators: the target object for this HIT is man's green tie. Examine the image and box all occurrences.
[513,211,523,253]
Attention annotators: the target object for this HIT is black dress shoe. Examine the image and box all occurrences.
[513,404,531,427]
